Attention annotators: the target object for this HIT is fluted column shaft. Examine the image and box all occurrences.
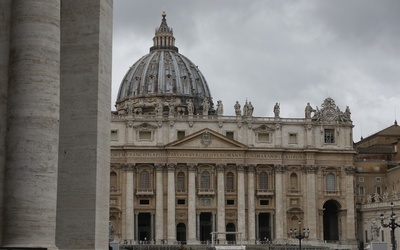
[187,164,197,244]
[4,1,60,248]
[125,165,135,241]
[167,164,176,243]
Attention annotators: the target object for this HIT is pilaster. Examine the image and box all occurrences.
[274,164,287,242]
[237,164,246,240]
[155,163,164,243]
[167,163,176,243]
[125,164,135,242]
[247,165,256,242]
[217,164,226,240]
[187,164,197,244]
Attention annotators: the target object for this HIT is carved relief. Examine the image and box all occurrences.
[201,131,212,147]
[155,163,165,171]
[301,165,318,173]
[345,166,356,175]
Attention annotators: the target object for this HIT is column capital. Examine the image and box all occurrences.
[301,164,318,173]
[187,163,197,171]
[167,163,176,171]
[237,164,245,172]
[216,164,225,172]
[274,164,287,173]
[155,163,165,171]
[247,164,256,172]
[345,165,356,175]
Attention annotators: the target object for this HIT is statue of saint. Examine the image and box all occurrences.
[305,102,313,119]
[217,100,223,115]
[234,101,241,116]
[187,99,194,115]
[273,103,280,118]
[243,101,249,117]
[248,102,254,116]
[203,97,209,115]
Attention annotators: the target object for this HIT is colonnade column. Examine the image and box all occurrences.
[4,1,60,248]
[247,165,256,242]
[125,164,135,242]
[167,163,176,243]
[302,165,318,240]
[274,165,287,242]
[155,164,164,243]
[217,164,226,241]
[187,164,197,244]
[57,1,112,249]
[0,0,11,245]
[237,164,246,240]
[345,166,357,243]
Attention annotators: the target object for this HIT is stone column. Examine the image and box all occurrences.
[247,165,256,242]
[57,1,112,249]
[237,164,246,239]
[125,164,135,242]
[155,164,164,243]
[345,166,357,242]
[187,164,197,244]
[167,163,176,243]
[0,0,11,245]
[217,164,226,241]
[302,165,318,240]
[274,165,286,242]
[4,1,60,248]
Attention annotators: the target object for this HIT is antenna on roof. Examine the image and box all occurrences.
[360,123,363,141]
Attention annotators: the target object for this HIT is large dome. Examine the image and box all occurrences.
[116,12,213,116]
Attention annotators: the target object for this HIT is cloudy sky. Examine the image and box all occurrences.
[112,0,400,143]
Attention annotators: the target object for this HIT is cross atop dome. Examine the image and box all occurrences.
[150,11,178,52]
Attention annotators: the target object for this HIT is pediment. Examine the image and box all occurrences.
[165,128,248,150]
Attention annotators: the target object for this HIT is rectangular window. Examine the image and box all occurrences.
[226,199,235,205]
[376,177,381,182]
[288,133,297,144]
[177,199,186,205]
[139,199,150,205]
[376,186,381,194]
[111,130,118,141]
[359,177,364,182]
[226,131,234,140]
[324,129,335,143]
[257,133,271,143]
[359,186,365,195]
[260,200,269,206]
[138,131,152,140]
[177,131,185,140]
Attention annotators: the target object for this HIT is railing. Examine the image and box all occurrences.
[256,189,274,197]
[136,188,155,196]
[323,190,340,196]
[197,188,215,196]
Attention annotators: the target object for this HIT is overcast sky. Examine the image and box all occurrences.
[112,0,400,143]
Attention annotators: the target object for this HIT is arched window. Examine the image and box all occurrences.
[110,172,117,191]
[139,170,150,189]
[290,173,298,191]
[259,172,268,190]
[326,173,336,193]
[176,223,186,244]
[226,172,234,191]
[201,171,210,189]
[177,172,185,192]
